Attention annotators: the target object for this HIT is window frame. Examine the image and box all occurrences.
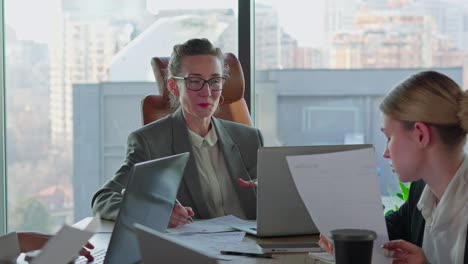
[0,0,7,235]
[238,0,254,114]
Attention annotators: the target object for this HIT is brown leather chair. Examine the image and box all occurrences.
[141,53,253,126]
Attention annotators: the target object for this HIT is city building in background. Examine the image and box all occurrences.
[4,0,468,232]
[255,2,281,70]
[49,0,149,150]
[108,9,237,82]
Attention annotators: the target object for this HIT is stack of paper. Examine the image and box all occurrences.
[167,215,239,234]
[166,215,261,260]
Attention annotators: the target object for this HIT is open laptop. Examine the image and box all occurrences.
[134,223,219,264]
[75,152,189,264]
[232,144,373,237]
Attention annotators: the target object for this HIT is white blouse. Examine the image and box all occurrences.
[417,155,468,263]
[187,125,246,219]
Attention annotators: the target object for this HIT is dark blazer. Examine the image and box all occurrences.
[92,109,263,221]
[386,180,467,263]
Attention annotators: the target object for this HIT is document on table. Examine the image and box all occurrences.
[167,231,247,260]
[167,215,241,234]
[286,148,390,264]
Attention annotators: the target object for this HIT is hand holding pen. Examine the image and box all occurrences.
[168,199,195,228]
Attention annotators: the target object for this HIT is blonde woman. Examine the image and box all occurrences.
[320,71,468,264]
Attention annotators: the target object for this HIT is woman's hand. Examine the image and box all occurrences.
[237,178,257,188]
[318,234,334,255]
[168,203,194,228]
[382,240,428,264]
[79,242,95,262]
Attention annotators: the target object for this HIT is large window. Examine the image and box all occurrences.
[254,0,468,209]
[5,0,237,232]
[4,0,468,232]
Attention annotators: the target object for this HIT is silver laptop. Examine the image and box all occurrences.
[75,152,189,264]
[233,144,373,237]
[134,223,219,264]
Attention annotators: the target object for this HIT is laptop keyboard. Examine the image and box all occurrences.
[74,248,106,264]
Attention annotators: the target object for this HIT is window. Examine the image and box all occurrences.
[254,0,468,210]
[5,0,237,232]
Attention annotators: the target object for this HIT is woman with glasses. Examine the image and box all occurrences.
[92,38,263,228]
[319,71,468,264]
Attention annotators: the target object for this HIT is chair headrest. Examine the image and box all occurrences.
[151,57,170,100]
[151,53,245,104]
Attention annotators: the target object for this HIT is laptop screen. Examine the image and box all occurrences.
[256,145,372,236]
[103,152,189,264]
[134,224,218,264]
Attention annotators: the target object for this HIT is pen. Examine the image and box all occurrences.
[175,199,194,223]
[220,250,273,259]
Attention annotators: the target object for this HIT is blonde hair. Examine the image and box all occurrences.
[380,70,468,147]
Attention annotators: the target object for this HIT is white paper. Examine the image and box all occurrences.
[309,252,335,263]
[82,213,101,233]
[28,226,92,264]
[73,214,112,233]
[30,214,101,264]
[0,232,21,262]
[167,231,247,260]
[286,148,390,264]
[167,215,240,234]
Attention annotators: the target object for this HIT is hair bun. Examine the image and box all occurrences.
[457,90,468,133]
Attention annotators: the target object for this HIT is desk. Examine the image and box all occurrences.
[75,218,329,264]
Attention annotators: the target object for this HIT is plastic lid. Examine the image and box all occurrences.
[330,229,377,242]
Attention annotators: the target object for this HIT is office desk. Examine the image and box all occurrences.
[75,218,329,264]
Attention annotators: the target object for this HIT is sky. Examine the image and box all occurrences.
[5,0,61,43]
[6,0,326,47]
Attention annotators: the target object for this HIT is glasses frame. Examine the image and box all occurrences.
[172,76,226,92]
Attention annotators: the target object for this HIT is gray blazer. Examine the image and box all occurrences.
[92,109,263,221]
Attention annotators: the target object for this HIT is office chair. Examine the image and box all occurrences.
[141,53,253,126]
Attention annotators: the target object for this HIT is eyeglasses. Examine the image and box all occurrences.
[173,76,226,91]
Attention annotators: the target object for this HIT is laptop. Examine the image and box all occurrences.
[134,223,219,264]
[12,216,100,264]
[75,152,189,264]
[232,144,373,237]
